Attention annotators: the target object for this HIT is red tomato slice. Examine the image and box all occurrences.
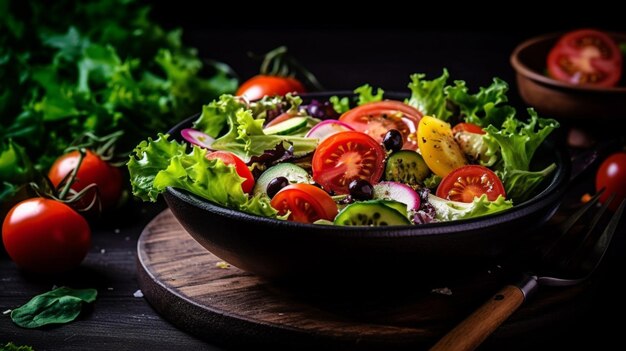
[437,165,506,203]
[206,151,255,193]
[236,75,305,101]
[312,131,386,194]
[452,122,485,135]
[547,29,622,87]
[339,101,422,150]
[270,184,338,223]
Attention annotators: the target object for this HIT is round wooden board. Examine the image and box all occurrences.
[137,209,590,350]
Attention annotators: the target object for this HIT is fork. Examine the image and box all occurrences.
[430,194,625,351]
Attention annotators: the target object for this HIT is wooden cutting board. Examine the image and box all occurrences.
[136,209,591,350]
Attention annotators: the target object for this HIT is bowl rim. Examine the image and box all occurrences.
[165,91,572,237]
[510,31,626,93]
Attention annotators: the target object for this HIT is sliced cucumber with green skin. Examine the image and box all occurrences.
[263,117,309,135]
[334,200,411,226]
[253,163,312,196]
[384,150,431,186]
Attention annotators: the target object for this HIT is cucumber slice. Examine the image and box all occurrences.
[252,163,312,196]
[384,150,431,186]
[334,200,411,226]
[263,117,309,135]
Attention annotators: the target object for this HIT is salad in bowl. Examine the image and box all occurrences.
[128,70,560,227]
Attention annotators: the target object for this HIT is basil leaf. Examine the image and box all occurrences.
[10,287,97,328]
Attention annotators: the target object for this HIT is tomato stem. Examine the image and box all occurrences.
[58,148,86,200]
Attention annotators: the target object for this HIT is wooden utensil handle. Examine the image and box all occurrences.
[430,284,525,351]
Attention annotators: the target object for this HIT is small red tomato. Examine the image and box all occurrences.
[2,198,91,273]
[236,75,305,101]
[437,165,506,203]
[48,150,123,210]
[596,152,626,211]
[206,151,255,193]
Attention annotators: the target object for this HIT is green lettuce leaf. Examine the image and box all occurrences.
[127,134,278,217]
[329,96,350,114]
[483,109,559,202]
[210,108,317,163]
[428,194,513,222]
[406,69,451,120]
[445,78,515,128]
[11,287,97,328]
[354,84,384,105]
[192,95,247,138]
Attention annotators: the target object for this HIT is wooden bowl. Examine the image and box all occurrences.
[510,32,626,120]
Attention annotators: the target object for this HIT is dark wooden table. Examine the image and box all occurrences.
[2,29,625,350]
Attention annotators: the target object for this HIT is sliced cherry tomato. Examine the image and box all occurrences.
[48,150,123,210]
[206,151,255,193]
[270,184,338,223]
[437,165,506,203]
[236,75,305,101]
[339,101,422,150]
[452,122,485,135]
[2,198,91,273]
[417,116,467,177]
[547,29,622,87]
[596,152,626,211]
[312,131,386,194]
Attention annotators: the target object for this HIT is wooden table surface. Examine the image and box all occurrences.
[2,28,626,350]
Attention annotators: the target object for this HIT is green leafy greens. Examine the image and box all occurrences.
[428,194,513,221]
[329,84,385,114]
[127,134,279,218]
[10,287,97,328]
[0,0,236,204]
[406,69,452,121]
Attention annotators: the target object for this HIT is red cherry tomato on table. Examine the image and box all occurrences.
[452,122,485,135]
[236,75,305,101]
[48,150,123,210]
[206,151,255,194]
[547,29,622,87]
[312,131,386,195]
[2,198,91,273]
[596,152,626,211]
[270,184,338,223]
[437,165,506,203]
[339,101,422,150]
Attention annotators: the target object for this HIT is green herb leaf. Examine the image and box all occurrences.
[329,96,350,114]
[10,287,97,328]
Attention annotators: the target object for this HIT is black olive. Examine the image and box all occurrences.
[383,129,403,152]
[266,177,289,198]
[348,179,374,201]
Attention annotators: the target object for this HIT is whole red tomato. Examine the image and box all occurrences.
[596,152,626,211]
[2,198,91,273]
[48,150,123,209]
[236,75,305,101]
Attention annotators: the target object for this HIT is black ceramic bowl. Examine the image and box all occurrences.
[164,92,571,280]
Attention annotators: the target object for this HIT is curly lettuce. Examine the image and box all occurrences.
[127,134,278,217]
[484,109,559,202]
[428,194,513,221]
[445,78,515,129]
[329,84,384,114]
[406,69,452,121]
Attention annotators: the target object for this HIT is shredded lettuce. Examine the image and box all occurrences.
[484,109,559,202]
[445,78,515,129]
[428,194,513,221]
[127,134,278,218]
[406,69,452,121]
